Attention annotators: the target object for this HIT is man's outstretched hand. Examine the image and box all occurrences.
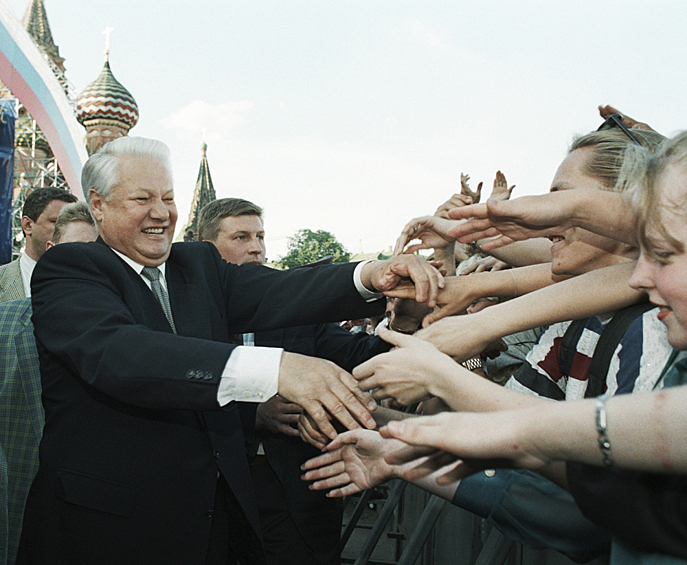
[277,352,377,441]
[361,255,444,308]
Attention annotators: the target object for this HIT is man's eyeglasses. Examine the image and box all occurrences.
[597,113,640,145]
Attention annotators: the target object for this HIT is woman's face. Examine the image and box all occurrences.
[630,162,687,350]
[548,148,634,276]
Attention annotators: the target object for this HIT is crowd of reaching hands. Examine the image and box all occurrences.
[299,105,687,563]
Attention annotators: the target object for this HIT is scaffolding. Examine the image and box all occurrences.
[8,98,72,260]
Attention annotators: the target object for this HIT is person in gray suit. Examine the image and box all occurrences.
[0,187,76,302]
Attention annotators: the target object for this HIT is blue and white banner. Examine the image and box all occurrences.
[0,99,15,264]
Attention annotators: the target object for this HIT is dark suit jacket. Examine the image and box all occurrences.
[18,239,384,565]
[253,324,391,557]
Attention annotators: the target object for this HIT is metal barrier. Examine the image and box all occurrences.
[341,484,515,565]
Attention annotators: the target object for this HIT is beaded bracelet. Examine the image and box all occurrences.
[595,395,614,467]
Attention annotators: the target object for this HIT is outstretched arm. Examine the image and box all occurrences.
[277,352,378,440]
[353,327,547,411]
[481,238,553,268]
[446,189,637,251]
[416,261,644,359]
[360,255,444,308]
[386,262,563,326]
[380,384,687,475]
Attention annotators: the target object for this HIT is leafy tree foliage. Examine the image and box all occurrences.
[276,229,350,269]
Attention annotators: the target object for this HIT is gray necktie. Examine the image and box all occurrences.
[141,266,177,334]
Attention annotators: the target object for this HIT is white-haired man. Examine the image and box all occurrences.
[18,137,441,565]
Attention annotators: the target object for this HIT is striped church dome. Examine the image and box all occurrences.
[76,59,139,129]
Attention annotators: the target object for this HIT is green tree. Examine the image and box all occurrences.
[276,229,350,269]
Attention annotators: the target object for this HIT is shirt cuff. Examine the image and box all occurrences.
[217,346,282,405]
[354,260,383,303]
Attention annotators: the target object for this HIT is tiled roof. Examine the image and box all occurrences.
[76,59,139,129]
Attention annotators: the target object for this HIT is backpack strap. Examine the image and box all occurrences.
[585,302,655,398]
[558,318,589,378]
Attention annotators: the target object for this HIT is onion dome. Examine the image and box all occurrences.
[76,58,139,130]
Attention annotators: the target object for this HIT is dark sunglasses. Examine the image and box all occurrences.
[597,113,640,145]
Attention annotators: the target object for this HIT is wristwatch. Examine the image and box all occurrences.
[461,357,483,371]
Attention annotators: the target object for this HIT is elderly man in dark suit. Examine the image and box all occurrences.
[18,137,441,565]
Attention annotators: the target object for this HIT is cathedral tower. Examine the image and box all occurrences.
[181,142,217,242]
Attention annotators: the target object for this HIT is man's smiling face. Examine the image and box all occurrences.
[90,156,178,267]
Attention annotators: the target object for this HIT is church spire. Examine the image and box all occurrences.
[182,142,217,242]
[22,0,64,72]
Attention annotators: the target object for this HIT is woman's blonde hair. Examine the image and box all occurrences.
[628,130,687,260]
[569,128,666,192]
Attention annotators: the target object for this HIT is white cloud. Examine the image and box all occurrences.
[159,100,254,134]
[398,19,451,53]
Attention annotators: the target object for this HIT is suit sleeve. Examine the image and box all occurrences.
[312,323,392,373]
[31,242,385,411]
[31,244,236,411]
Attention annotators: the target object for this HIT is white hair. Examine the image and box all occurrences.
[81,137,173,203]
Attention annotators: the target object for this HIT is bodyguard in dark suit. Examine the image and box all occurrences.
[18,137,442,565]
[198,198,394,564]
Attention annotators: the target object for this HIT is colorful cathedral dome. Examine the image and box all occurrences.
[76,57,139,129]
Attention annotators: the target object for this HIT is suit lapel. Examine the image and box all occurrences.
[94,239,179,335]
[165,259,214,340]
[14,301,44,441]
[0,259,25,301]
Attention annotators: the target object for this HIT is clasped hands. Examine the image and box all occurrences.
[275,255,444,442]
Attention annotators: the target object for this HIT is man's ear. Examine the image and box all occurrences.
[21,215,33,238]
[89,190,105,222]
[46,240,55,250]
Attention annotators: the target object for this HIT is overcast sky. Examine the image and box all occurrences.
[6,0,687,260]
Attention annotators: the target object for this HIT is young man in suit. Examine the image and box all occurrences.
[19,136,441,565]
[0,187,77,302]
[199,198,394,565]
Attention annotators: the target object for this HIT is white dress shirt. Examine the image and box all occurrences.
[20,252,36,297]
[112,251,381,406]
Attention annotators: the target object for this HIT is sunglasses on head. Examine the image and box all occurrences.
[597,113,640,145]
